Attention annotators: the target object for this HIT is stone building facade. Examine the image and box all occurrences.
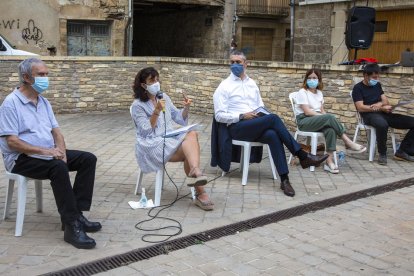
[0,0,129,56]
[294,0,414,64]
[1,56,413,138]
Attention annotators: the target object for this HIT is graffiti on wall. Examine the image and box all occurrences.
[0,19,44,44]
[22,20,43,44]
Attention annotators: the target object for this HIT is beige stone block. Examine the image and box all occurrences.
[80,97,94,102]
[92,64,109,68]
[108,103,121,107]
[76,102,87,108]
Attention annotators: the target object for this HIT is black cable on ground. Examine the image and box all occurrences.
[135,112,241,243]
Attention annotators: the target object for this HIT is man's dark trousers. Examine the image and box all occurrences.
[361,112,414,155]
[11,150,97,224]
[229,114,301,176]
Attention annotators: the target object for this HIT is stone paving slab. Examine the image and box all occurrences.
[97,186,414,276]
[0,113,413,275]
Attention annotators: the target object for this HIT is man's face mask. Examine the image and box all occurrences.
[145,81,160,96]
[31,77,49,94]
[230,63,244,77]
[369,78,378,86]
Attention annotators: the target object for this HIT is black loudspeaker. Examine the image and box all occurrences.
[345,6,376,49]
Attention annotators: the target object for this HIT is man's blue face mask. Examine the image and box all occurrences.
[230,63,244,77]
[31,77,49,94]
[369,79,378,86]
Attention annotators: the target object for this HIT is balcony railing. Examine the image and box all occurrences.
[237,0,289,17]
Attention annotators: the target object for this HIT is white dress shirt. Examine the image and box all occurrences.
[213,73,264,124]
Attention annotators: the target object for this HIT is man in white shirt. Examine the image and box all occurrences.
[213,51,328,196]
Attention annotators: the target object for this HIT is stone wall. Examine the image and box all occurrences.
[0,0,129,56]
[294,3,333,63]
[1,56,413,137]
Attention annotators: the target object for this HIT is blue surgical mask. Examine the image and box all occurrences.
[306,79,319,89]
[230,63,244,77]
[31,77,49,94]
[368,79,378,86]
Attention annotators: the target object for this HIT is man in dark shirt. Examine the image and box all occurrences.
[352,63,414,165]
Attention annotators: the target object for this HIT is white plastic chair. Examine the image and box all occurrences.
[130,105,195,206]
[3,171,43,237]
[231,140,278,186]
[288,92,338,171]
[350,91,397,161]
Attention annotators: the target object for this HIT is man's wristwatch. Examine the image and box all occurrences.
[239,113,244,120]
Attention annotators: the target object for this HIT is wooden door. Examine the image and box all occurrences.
[349,9,414,64]
[241,27,273,60]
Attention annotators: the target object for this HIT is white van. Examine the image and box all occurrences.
[0,35,37,56]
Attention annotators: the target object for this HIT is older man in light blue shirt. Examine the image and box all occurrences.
[0,58,100,249]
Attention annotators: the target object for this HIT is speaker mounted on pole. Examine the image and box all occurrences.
[345,6,376,50]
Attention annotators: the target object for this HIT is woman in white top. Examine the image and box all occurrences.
[295,69,366,173]
[131,67,214,210]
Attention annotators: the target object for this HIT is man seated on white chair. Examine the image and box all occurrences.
[0,58,101,249]
[352,63,414,165]
[213,50,329,197]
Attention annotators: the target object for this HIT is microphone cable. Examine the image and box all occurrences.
[135,109,243,243]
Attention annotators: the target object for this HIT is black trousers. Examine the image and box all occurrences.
[11,150,97,224]
[361,112,414,155]
[229,114,301,176]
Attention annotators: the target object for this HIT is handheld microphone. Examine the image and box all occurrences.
[156,91,165,112]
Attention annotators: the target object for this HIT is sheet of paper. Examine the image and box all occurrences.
[128,199,155,209]
[253,106,271,115]
[163,123,199,138]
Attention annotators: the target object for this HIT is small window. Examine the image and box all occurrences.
[375,21,388,32]
[68,23,85,36]
[90,24,110,36]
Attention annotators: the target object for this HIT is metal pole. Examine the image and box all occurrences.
[128,0,133,56]
[289,0,295,61]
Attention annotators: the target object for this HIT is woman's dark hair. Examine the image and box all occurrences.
[302,69,324,90]
[133,67,159,102]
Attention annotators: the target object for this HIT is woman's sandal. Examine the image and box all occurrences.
[194,192,214,211]
[346,142,367,153]
[323,162,339,174]
[187,167,208,187]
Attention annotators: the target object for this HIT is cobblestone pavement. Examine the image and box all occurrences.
[99,185,414,276]
[0,113,413,275]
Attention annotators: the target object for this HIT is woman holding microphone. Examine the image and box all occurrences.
[131,67,214,211]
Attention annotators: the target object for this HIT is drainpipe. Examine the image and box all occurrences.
[289,0,295,61]
[127,0,133,56]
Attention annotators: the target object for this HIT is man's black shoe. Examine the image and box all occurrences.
[300,153,329,169]
[280,179,295,197]
[62,214,102,232]
[394,150,414,162]
[64,220,96,249]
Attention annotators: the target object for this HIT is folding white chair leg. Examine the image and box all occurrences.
[267,145,277,180]
[241,144,251,186]
[310,134,318,172]
[390,129,397,154]
[15,175,28,237]
[3,179,15,220]
[333,151,338,168]
[134,169,144,195]
[154,170,164,206]
[369,129,376,162]
[34,180,43,212]
[353,125,360,143]
[288,131,299,164]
